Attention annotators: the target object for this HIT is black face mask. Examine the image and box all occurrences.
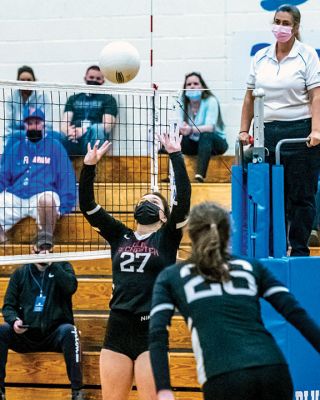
[134,201,161,225]
[27,130,43,143]
[86,80,101,86]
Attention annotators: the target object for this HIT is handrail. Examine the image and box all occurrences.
[275,138,310,165]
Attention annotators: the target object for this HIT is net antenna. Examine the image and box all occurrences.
[0,79,178,265]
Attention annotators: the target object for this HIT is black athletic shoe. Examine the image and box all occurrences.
[0,388,6,400]
[71,389,86,400]
[308,229,320,247]
[195,174,204,183]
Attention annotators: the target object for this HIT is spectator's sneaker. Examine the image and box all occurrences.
[71,389,86,400]
[195,174,204,183]
[0,388,5,400]
[308,230,320,247]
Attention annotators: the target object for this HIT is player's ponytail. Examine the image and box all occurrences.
[188,202,230,282]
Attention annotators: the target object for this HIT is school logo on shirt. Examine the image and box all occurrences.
[32,156,51,164]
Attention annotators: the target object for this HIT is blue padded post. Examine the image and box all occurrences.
[272,165,286,258]
[231,165,247,255]
[247,163,270,258]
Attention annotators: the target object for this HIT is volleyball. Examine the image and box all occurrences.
[99,41,140,84]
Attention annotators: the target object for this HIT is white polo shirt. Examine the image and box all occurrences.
[247,39,320,122]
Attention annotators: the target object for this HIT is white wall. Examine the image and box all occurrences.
[0,0,319,153]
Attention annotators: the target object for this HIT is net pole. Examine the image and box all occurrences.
[150,89,159,193]
[150,0,154,89]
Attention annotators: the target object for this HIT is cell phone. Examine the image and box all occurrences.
[19,324,30,329]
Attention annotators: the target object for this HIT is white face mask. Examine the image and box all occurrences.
[272,24,293,43]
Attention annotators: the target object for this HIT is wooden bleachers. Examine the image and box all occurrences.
[72,154,233,183]
[5,182,231,246]
[0,155,229,399]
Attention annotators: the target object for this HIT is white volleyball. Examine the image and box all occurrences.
[99,41,140,84]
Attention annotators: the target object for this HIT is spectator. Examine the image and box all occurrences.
[5,65,53,145]
[61,65,118,156]
[0,107,76,244]
[179,72,228,183]
[0,234,86,400]
[149,202,320,400]
[239,4,320,256]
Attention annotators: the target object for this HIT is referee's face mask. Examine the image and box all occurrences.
[134,195,167,225]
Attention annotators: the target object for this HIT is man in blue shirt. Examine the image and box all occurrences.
[0,107,77,243]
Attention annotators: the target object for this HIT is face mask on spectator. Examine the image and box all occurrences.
[272,24,293,43]
[27,130,43,142]
[86,80,102,86]
[185,90,202,101]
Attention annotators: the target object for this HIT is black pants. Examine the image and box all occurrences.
[0,322,82,390]
[181,132,228,178]
[264,118,320,256]
[203,364,293,400]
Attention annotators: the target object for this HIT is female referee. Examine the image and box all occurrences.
[149,202,320,400]
[79,133,191,400]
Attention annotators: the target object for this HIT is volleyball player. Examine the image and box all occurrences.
[149,202,320,400]
[79,133,191,400]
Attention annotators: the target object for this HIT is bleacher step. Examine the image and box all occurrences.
[72,154,233,183]
[6,387,202,400]
[7,351,199,388]
[0,313,191,350]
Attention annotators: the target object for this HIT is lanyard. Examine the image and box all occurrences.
[29,266,46,297]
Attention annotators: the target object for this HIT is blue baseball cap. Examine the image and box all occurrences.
[23,107,45,122]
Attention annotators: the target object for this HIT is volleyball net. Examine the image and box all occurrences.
[0,81,180,264]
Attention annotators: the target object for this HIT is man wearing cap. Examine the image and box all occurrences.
[0,236,86,400]
[0,107,77,243]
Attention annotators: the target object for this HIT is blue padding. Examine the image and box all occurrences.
[231,165,247,255]
[260,258,290,359]
[272,165,287,258]
[287,258,320,390]
[260,257,320,394]
[247,163,270,258]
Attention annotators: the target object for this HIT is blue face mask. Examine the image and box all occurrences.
[185,90,202,101]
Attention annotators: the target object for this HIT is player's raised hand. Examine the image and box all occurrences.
[84,140,112,165]
[157,125,182,154]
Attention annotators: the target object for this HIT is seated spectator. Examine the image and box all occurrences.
[0,234,87,400]
[0,107,76,244]
[5,65,53,146]
[61,65,118,156]
[179,72,228,182]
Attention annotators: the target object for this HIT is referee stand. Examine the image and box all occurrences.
[231,89,320,397]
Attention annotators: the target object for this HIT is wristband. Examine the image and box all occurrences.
[239,130,249,134]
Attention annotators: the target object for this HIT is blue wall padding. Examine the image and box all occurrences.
[260,257,320,393]
[231,165,247,255]
[272,165,287,258]
[247,163,270,258]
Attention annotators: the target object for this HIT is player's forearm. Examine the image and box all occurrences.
[79,164,97,213]
[169,151,191,216]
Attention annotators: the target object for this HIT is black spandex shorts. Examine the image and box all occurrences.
[203,364,293,400]
[103,309,150,360]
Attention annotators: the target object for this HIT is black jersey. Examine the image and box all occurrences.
[79,151,191,314]
[149,256,320,391]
